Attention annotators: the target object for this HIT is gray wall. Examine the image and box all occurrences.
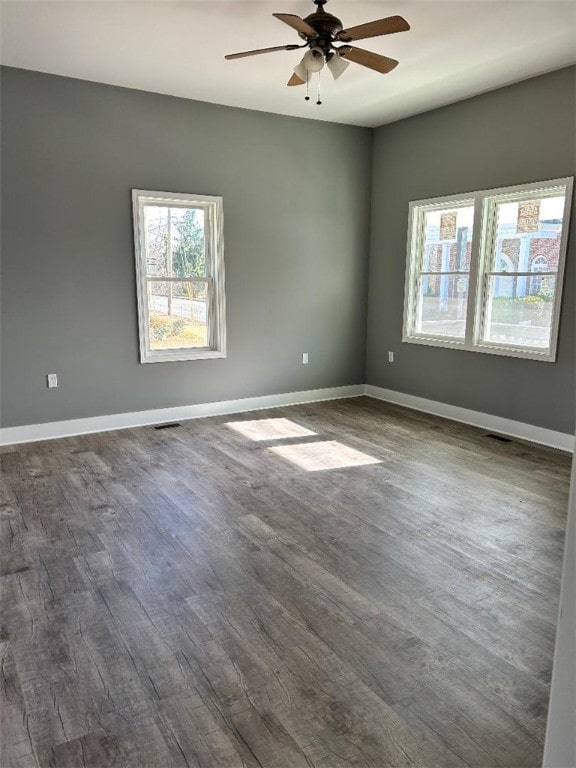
[366,67,576,434]
[0,67,372,428]
[2,66,575,433]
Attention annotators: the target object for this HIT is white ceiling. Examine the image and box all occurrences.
[1,0,575,127]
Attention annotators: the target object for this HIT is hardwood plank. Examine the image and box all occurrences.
[0,398,569,767]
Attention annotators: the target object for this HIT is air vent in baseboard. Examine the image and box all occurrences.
[154,423,181,430]
[486,433,512,443]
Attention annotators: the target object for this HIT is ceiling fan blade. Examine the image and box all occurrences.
[338,15,410,43]
[287,73,305,86]
[338,46,399,74]
[225,44,300,60]
[273,13,318,38]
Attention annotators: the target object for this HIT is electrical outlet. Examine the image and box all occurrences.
[47,373,58,388]
[302,352,309,365]
[388,351,394,363]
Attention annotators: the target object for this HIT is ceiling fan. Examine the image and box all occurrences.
[225,0,410,103]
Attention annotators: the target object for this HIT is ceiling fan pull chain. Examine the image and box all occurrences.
[316,70,322,105]
[305,70,310,101]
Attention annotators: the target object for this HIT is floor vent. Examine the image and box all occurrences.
[154,423,181,430]
[486,433,512,443]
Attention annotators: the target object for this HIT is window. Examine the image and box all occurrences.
[132,190,226,363]
[403,177,573,361]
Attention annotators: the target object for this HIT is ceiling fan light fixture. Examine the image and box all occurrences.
[225,2,411,105]
[327,51,349,80]
[302,47,325,72]
[294,57,309,82]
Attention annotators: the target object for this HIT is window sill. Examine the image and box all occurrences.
[402,334,555,362]
[141,349,227,363]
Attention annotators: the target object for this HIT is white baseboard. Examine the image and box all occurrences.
[365,384,574,452]
[1,383,573,452]
[0,385,365,446]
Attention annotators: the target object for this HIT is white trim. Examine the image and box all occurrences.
[365,384,574,452]
[132,189,226,364]
[401,333,559,362]
[0,386,364,446]
[403,193,476,348]
[402,176,574,363]
[2,383,573,452]
[1,384,573,452]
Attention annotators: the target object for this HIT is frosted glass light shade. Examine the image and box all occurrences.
[327,52,349,80]
[303,48,325,73]
[294,58,308,82]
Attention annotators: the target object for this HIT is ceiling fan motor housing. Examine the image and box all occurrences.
[300,6,343,53]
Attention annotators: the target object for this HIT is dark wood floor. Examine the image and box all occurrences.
[0,397,571,768]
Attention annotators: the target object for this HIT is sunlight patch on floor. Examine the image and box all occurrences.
[270,440,381,472]
[226,417,316,442]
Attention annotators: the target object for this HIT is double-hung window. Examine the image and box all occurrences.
[132,190,226,363]
[403,177,573,361]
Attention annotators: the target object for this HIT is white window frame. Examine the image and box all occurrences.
[132,189,226,363]
[402,177,573,362]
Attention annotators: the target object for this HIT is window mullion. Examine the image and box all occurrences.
[146,276,209,283]
[465,192,487,350]
[419,271,470,276]
[485,271,558,278]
